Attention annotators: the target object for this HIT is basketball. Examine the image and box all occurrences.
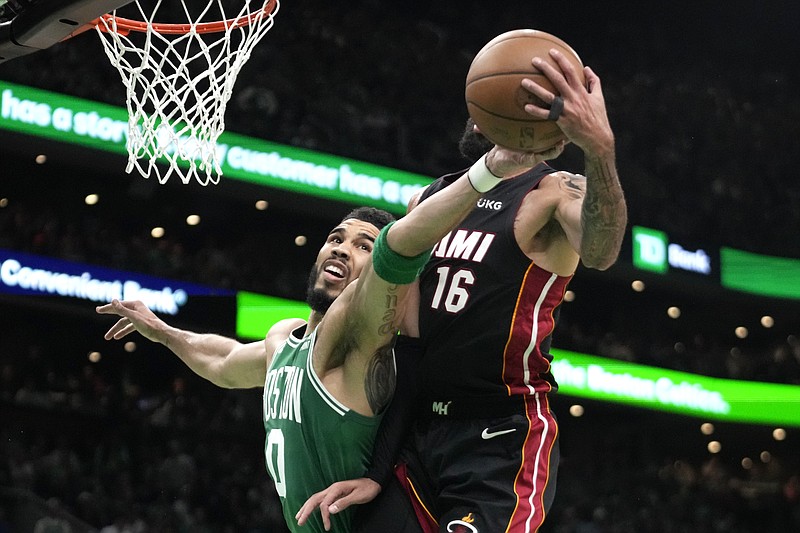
[465,29,585,152]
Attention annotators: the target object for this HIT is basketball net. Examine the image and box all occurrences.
[95,0,280,185]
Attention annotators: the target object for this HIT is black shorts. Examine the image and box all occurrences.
[398,392,560,533]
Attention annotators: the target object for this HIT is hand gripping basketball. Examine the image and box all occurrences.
[522,50,615,157]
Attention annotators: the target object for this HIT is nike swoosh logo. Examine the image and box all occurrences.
[481,428,517,440]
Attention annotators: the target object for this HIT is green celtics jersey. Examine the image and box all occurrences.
[263,325,384,532]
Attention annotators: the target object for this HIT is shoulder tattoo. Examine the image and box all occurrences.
[557,172,587,198]
[365,345,396,414]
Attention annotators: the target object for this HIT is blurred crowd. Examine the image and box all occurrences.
[547,419,800,533]
[1,349,289,532]
[1,320,798,532]
[1,0,799,531]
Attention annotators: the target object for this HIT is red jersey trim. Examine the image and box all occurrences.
[501,263,570,395]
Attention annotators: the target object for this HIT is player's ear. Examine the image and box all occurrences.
[406,190,423,214]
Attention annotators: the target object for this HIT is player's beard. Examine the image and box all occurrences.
[305,264,335,314]
[458,117,494,163]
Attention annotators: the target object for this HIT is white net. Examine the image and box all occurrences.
[96,0,279,185]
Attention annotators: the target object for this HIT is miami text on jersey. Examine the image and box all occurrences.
[432,230,496,262]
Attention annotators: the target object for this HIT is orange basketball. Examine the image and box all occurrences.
[465,29,585,152]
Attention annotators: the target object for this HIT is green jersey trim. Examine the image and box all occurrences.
[305,328,350,417]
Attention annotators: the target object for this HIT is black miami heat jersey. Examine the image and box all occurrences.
[417,164,573,400]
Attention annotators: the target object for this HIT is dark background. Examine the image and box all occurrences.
[1,1,799,531]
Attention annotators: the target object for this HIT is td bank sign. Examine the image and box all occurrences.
[632,226,713,275]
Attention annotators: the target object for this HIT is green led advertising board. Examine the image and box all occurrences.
[720,247,800,299]
[236,291,310,341]
[551,348,800,427]
[0,81,431,214]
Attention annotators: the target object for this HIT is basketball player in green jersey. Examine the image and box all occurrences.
[96,143,561,532]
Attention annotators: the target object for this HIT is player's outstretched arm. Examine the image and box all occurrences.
[387,144,564,257]
[96,299,297,388]
[330,145,560,353]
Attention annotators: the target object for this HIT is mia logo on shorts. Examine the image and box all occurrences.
[447,513,478,532]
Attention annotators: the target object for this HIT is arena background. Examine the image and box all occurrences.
[1,0,799,531]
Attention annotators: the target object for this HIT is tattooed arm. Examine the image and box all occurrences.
[551,154,627,271]
[579,152,627,269]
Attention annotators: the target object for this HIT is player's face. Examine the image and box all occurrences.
[307,219,380,309]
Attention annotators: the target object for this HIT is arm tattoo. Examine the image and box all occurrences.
[366,284,399,413]
[580,154,628,269]
[365,345,397,414]
[378,285,399,336]
[563,175,585,193]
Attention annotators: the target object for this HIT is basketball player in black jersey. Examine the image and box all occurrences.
[296,48,627,532]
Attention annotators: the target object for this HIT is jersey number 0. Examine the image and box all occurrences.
[265,428,287,497]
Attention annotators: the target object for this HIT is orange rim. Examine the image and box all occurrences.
[95,0,277,35]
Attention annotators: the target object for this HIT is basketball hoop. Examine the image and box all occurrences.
[94,0,280,185]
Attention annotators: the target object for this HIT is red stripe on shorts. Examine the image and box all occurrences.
[507,392,558,532]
